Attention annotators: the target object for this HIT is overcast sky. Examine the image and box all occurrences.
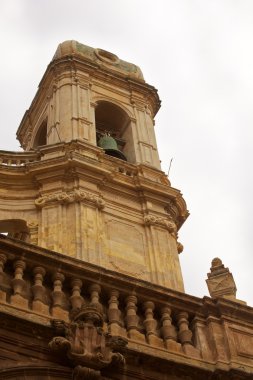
[0,0,252,306]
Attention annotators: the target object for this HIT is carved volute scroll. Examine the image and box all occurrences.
[35,190,105,209]
[143,214,177,235]
[49,283,127,378]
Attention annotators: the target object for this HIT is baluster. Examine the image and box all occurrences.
[11,259,28,308]
[143,301,163,347]
[89,283,100,303]
[0,253,7,302]
[51,272,68,321]
[176,311,200,358]
[125,295,145,342]
[108,289,125,336]
[161,307,181,352]
[88,283,103,313]
[32,266,49,314]
[70,278,84,311]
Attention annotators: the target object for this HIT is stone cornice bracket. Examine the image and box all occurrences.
[143,215,177,234]
[49,302,127,378]
[164,198,189,230]
[35,190,105,209]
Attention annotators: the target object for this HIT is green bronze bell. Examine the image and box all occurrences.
[98,134,127,161]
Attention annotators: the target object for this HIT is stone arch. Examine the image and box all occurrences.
[93,95,135,120]
[94,100,136,163]
[32,119,47,148]
[0,219,30,242]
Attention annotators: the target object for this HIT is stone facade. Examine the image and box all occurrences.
[0,41,252,379]
[1,41,187,292]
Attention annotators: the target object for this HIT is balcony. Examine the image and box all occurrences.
[0,234,252,379]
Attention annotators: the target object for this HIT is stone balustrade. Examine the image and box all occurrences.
[0,141,166,186]
[0,150,40,166]
[0,233,253,375]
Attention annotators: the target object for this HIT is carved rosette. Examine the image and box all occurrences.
[35,190,105,209]
[49,301,127,378]
[143,214,177,234]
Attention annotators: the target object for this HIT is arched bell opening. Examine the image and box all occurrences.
[95,101,135,162]
[0,219,30,242]
[32,120,47,149]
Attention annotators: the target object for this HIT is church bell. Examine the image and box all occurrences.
[98,134,127,161]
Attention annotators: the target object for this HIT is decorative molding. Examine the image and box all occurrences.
[35,190,105,209]
[143,215,177,233]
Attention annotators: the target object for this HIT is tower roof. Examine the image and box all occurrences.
[53,40,144,81]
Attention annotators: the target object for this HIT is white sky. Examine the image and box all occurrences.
[0,0,252,305]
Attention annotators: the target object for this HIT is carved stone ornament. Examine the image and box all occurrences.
[49,302,127,379]
[144,214,177,234]
[206,257,237,299]
[35,190,105,209]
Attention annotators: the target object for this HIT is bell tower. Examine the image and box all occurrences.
[1,41,253,380]
[18,41,161,168]
[4,41,189,292]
